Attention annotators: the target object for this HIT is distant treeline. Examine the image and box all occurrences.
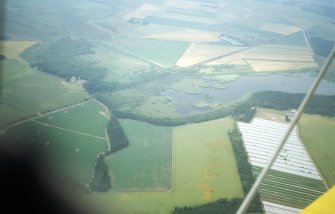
[250,91,335,116]
[100,91,335,127]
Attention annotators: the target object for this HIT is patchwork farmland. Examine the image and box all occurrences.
[238,118,327,213]
[90,117,243,213]
[2,0,335,213]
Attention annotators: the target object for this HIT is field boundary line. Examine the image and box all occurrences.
[31,120,106,140]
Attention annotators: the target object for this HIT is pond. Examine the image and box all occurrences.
[162,72,335,115]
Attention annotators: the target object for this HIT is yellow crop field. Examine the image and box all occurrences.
[246,60,318,72]
[0,40,36,61]
[240,45,318,72]
[177,44,244,67]
[207,54,248,66]
[144,28,221,43]
[259,22,301,35]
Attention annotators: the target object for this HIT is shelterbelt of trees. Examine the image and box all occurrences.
[89,115,129,192]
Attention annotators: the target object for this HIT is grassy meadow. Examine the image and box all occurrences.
[298,114,335,187]
[109,39,189,68]
[106,119,173,191]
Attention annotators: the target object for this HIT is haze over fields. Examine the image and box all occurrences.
[0,0,335,213]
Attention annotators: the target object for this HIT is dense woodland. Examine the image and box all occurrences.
[21,39,107,82]
[105,116,130,154]
[89,153,111,192]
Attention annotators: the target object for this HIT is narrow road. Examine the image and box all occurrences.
[182,46,252,71]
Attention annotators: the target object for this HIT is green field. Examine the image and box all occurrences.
[272,31,309,46]
[4,0,114,40]
[144,16,207,28]
[106,119,173,191]
[109,38,189,68]
[36,100,109,138]
[253,166,326,209]
[0,100,109,182]
[298,114,335,187]
[89,117,243,213]
[0,120,107,182]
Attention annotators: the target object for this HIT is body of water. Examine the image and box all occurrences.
[162,73,335,115]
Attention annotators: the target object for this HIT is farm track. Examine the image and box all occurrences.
[30,120,106,140]
[105,44,165,69]
[0,97,94,130]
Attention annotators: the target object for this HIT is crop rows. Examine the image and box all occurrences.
[237,118,327,210]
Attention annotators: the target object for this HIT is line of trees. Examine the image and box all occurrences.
[229,127,263,212]
[172,198,245,214]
